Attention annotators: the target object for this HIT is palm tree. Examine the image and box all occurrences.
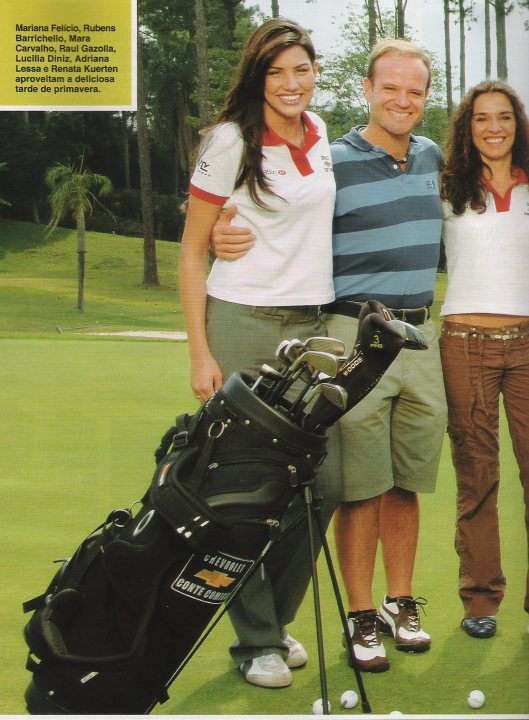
[45,160,112,312]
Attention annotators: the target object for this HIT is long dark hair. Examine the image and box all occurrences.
[214,19,316,209]
[441,81,529,215]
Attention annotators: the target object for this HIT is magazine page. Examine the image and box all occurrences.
[0,1,528,719]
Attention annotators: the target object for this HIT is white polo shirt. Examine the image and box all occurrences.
[190,111,336,306]
[441,171,529,316]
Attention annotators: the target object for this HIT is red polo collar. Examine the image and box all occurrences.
[262,112,320,176]
[481,167,529,212]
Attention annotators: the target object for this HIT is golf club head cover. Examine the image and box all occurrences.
[304,300,428,430]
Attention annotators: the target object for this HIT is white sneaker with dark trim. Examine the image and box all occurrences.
[342,611,389,673]
[378,595,431,652]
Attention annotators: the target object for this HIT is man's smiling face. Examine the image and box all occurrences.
[363,53,430,141]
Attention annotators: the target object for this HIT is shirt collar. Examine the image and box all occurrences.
[341,126,418,156]
[481,167,529,212]
[262,111,320,153]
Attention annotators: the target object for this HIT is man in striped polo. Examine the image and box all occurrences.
[324,39,447,673]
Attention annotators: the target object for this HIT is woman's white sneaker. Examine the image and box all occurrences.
[283,634,308,668]
[239,653,292,688]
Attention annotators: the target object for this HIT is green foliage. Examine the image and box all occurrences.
[0,163,11,207]
[0,112,48,219]
[316,102,366,143]
[141,0,257,194]
[416,106,451,149]
[315,7,373,118]
[45,160,113,235]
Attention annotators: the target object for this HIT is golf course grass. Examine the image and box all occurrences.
[0,219,528,716]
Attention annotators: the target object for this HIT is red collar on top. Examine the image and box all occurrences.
[481,167,529,212]
[262,111,320,176]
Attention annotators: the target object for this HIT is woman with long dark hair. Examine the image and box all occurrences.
[179,19,340,688]
[440,81,529,638]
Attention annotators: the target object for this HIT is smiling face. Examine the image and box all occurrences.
[471,91,516,165]
[363,52,429,143]
[263,44,317,129]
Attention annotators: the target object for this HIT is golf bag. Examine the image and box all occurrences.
[22,300,426,715]
[23,372,328,715]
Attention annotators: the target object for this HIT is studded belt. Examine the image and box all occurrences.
[442,326,529,341]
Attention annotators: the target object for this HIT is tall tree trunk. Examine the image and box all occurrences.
[485,0,491,78]
[221,0,244,45]
[194,0,212,127]
[444,0,454,115]
[366,0,377,47]
[458,0,466,96]
[271,0,279,17]
[494,0,508,79]
[76,209,86,312]
[121,111,131,189]
[22,111,41,223]
[137,38,160,287]
[395,0,406,37]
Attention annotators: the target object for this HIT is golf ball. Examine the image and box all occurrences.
[312,698,331,714]
[340,690,358,709]
[467,690,485,709]
[389,713,404,717]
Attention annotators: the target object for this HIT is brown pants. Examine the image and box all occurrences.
[440,319,529,618]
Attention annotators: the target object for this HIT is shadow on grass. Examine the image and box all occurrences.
[0,219,69,259]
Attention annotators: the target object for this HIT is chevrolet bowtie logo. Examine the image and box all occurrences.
[195,569,236,588]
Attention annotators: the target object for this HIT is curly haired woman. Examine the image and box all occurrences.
[440,81,529,638]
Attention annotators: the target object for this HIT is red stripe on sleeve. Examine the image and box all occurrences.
[189,184,229,206]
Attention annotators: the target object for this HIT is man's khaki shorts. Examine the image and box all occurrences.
[326,313,447,501]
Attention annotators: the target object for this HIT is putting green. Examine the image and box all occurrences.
[1,338,528,716]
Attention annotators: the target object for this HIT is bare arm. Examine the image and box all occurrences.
[179,195,225,401]
[210,205,256,260]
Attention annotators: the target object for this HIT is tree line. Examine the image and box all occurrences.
[0,0,527,291]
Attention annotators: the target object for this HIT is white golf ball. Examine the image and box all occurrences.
[389,713,404,717]
[467,690,485,709]
[340,689,358,709]
[312,698,331,714]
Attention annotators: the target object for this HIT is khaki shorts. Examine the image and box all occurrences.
[326,313,447,501]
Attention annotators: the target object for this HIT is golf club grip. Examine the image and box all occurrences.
[304,314,405,430]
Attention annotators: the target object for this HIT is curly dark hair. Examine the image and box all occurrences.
[440,81,529,215]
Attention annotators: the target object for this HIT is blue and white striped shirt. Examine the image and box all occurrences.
[331,127,443,309]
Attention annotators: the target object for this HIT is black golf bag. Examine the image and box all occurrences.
[22,300,427,715]
[23,373,328,715]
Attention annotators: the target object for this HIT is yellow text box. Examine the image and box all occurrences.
[0,0,136,110]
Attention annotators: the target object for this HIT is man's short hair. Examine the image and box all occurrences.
[367,38,432,90]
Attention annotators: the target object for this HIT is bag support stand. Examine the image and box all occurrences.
[155,473,372,715]
[299,477,371,715]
